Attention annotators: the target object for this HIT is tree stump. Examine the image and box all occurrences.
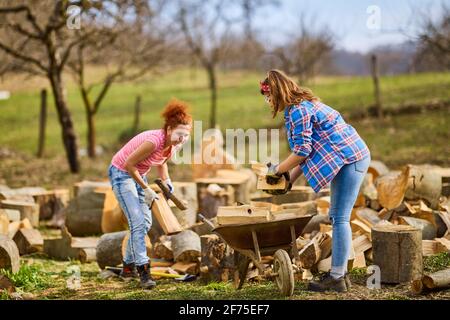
[199,234,235,283]
[171,230,201,263]
[372,224,422,284]
[0,235,20,273]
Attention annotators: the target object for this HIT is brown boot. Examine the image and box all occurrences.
[136,263,156,290]
[120,262,138,281]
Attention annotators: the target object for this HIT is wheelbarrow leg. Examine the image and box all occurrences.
[234,252,250,290]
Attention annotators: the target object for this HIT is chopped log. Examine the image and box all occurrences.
[0,274,15,294]
[0,210,8,236]
[13,229,43,255]
[195,169,250,204]
[151,196,183,235]
[372,224,422,283]
[217,205,271,225]
[1,209,20,222]
[405,165,442,209]
[368,160,389,181]
[198,184,233,219]
[100,189,128,234]
[376,167,410,210]
[359,173,378,201]
[8,218,33,239]
[351,219,372,238]
[302,213,330,235]
[73,180,110,197]
[0,200,39,228]
[172,261,199,275]
[44,227,98,263]
[422,240,448,256]
[316,256,332,273]
[0,235,20,273]
[251,186,330,205]
[316,196,330,214]
[153,236,173,261]
[199,234,235,283]
[353,234,372,255]
[435,237,450,251]
[171,230,201,262]
[0,187,46,203]
[32,189,69,221]
[298,233,322,269]
[399,216,437,240]
[354,208,381,227]
[319,233,333,260]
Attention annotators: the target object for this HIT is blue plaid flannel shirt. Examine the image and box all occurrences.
[284,100,370,192]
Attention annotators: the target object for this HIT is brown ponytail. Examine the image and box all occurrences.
[161,98,193,131]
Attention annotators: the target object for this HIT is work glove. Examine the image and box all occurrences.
[143,187,159,206]
[265,162,282,185]
[164,178,174,194]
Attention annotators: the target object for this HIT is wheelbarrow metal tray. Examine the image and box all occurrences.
[212,215,314,251]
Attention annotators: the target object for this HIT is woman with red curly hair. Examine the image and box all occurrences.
[108,99,192,289]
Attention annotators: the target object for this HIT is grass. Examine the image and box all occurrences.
[0,68,449,159]
[1,253,449,300]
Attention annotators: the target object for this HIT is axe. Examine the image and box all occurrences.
[154,178,187,211]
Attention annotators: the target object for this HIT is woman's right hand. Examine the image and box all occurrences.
[143,187,159,206]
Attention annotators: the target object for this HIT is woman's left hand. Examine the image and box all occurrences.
[164,178,174,193]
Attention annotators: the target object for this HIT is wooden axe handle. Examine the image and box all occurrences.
[154,179,187,211]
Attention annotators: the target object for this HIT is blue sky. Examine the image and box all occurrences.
[253,0,449,53]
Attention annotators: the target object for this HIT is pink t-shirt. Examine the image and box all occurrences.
[111,129,172,175]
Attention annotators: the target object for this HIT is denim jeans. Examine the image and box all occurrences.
[329,155,371,278]
[108,164,152,266]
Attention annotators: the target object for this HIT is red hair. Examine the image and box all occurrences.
[161,99,193,131]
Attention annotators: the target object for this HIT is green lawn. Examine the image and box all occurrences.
[0,69,449,167]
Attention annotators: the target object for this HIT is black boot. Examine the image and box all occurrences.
[308,272,347,293]
[136,263,156,289]
[120,262,138,280]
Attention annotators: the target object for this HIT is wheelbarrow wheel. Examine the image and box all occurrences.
[273,249,294,297]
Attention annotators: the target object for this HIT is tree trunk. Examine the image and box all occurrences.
[370,54,383,119]
[207,65,217,128]
[48,71,80,173]
[36,89,47,158]
[200,234,235,283]
[86,110,96,158]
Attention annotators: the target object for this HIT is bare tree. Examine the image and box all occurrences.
[0,0,96,173]
[414,3,450,70]
[177,0,241,128]
[272,16,334,84]
[67,1,167,158]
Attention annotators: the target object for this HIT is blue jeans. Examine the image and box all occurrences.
[108,164,152,266]
[329,156,371,278]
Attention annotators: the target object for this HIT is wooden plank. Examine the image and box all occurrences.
[217,205,271,225]
[151,197,182,235]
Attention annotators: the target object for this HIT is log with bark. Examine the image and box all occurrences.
[65,188,127,236]
[399,216,437,240]
[0,200,40,228]
[372,224,422,283]
[197,184,234,219]
[171,230,201,263]
[412,268,450,294]
[96,230,152,269]
[199,234,235,283]
[0,235,20,273]
[32,189,70,221]
[44,227,98,263]
[153,236,174,261]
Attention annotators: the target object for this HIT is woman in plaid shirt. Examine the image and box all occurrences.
[261,70,371,293]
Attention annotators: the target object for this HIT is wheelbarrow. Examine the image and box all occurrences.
[198,213,315,297]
